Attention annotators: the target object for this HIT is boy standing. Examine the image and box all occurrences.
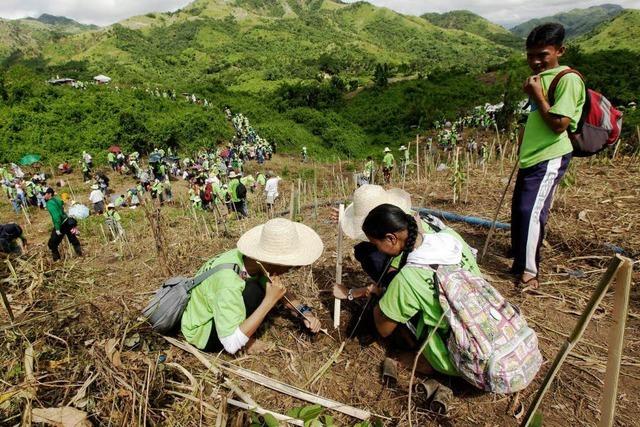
[511,23,585,290]
[45,188,82,261]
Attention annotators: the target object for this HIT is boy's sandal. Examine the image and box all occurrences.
[517,276,539,293]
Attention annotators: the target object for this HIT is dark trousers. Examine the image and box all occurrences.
[511,153,571,276]
[204,279,266,352]
[48,220,82,261]
[354,242,399,288]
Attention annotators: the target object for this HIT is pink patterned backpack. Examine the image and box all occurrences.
[433,265,542,394]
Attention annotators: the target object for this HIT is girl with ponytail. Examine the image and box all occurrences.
[361,203,480,376]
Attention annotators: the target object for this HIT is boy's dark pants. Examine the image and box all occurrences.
[204,280,265,352]
[511,153,571,277]
[48,220,82,261]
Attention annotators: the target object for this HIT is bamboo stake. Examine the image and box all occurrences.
[479,159,519,262]
[333,204,345,329]
[598,257,633,427]
[416,134,420,183]
[288,182,295,221]
[165,337,370,420]
[0,284,14,323]
[521,256,624,427]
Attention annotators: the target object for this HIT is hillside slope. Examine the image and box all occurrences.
[574,9,640,52]
[510,4,624,39]
[422,10,522,48]
[3,0,514,90]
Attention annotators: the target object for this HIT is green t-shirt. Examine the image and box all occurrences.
[256,174,266,186]
[181,249,260,349]
[519,66,585,169]
[383,153,394,168]
[379,222,480,375]
[228,178,242,202]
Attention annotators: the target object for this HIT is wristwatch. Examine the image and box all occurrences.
[347,288,354,301]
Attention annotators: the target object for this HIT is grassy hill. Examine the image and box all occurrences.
[0,0,515,91]
[510,4,624,39]
[573,9,640,52]
[422,10,522,49]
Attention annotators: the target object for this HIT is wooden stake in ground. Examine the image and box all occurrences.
[521,255,633,427]
[333,204,345,329]
[415,134,420,183]
[479,159,519,262]
[0,283,14,323]
[598,257,633,427]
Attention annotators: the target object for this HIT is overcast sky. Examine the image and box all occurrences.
[0,0,638,27]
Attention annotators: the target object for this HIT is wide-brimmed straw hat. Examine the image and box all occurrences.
[341,185,413,241]
[399,145,407,151]
[237,218,324,266]
[384,147,391,153]
[228,171,238,178]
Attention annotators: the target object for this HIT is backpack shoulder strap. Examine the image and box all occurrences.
[187,263,241,292]
[548,68,584,105]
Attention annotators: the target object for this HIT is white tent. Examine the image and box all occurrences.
[93,74,112,84]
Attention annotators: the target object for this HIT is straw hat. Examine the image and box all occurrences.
[237,218,324,266]
[399,145,407,151]
[228,171,238,179]
[107,203,115,209]
[91,184,99,190]
[341,185,413,241]
[384,147,391,153]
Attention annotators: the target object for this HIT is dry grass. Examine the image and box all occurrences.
[1,142,639,426]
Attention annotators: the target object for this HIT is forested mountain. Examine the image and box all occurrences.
[573,9,640,52]
[510,4,624,39]
[422,10,522,49]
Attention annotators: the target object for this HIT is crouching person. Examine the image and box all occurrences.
[181,218,324,354]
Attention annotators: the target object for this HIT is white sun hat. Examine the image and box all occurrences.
[237,218,324,266]
[384,147,391,153]
[228,171,238,178]
[341,185,413,241]
[399,145,407,151]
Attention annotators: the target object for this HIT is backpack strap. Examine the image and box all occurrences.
[548,68,584,105]
[187,263,241,293]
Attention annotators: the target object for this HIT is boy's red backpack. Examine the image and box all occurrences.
[549,69,623,157]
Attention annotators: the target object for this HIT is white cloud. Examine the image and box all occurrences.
[0,0,638,27]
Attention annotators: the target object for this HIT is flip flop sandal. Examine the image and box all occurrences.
[517,276,539,293]
[430,383,453,415]
[382,357,398,385]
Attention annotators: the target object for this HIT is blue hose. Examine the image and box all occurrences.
[414,207,511,230]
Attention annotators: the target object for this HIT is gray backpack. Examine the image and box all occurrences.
[143,263,240,334]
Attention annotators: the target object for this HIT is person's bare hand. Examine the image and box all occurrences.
[523,75,543,100]
[333,283,349,299]
[265,276,287,304]
[303,313,322,333]
[329,207,339,223]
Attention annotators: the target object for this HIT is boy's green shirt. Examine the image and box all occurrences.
[228,178,242,202]
[520,65,586,169]
[46,196,67,231]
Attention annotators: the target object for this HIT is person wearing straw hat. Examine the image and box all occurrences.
[333,185,478,302]
[88,184,105,215]
[104,203,124,240]
[181,218,324,354]
[382,147,394,184]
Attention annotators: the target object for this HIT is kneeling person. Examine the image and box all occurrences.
[181,218,324,354]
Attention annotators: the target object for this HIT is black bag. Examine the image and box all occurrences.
[142,263,240,333]
[236,181,247,199]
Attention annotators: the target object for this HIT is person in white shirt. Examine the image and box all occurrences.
[88,184,105,214]
[264,171,281,215]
